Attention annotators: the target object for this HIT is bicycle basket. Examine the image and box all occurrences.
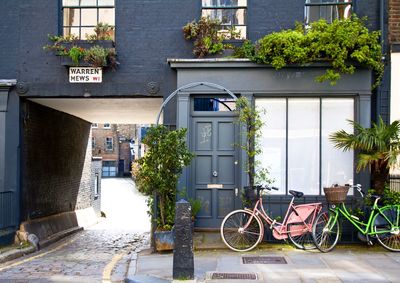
[323,185,349,204]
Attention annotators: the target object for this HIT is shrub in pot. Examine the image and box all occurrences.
[132,125,194,251]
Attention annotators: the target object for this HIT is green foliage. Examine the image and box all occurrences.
[183,17,238,58]
[236,97,273,188]
[188,198,202,219]
[43,25,118,68]
[133,126,194,230]
[83,45,108,67]
[234,16,383,88]
[365,186,400,206]
[177,189,203,219]
[382,186,400,206]
[68,46,85,65]
[86,22,114,41]
[236,97,273,207]
[330,116,400,194]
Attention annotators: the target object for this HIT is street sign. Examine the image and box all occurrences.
[69,67,102,83]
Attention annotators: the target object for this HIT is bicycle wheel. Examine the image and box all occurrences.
[373,205,400,252]
[312,211,340,252]
[220,210,263,252]
[287,213,316,250]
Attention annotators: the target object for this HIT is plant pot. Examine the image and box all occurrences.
[154,230,174,251]
[60,56,93,67]
[59,40,115,67]
[62,40,114,50]
[205,49,235,59]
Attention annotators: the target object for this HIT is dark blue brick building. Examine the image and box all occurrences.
[0,0,390,243]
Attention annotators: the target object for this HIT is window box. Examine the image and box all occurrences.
[59,40,116,67]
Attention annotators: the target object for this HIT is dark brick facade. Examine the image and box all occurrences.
[22,100,93,221]
[0,1,382,124]
[0,0,389,241]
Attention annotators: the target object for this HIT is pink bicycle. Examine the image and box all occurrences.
[220,185,323,251]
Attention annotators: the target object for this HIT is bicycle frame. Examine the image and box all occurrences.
[243,195,322,240]
[327,198,400,236]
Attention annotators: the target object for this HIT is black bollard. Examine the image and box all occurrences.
[173,199,194,280]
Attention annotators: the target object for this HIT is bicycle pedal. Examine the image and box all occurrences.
[367,241,374,246]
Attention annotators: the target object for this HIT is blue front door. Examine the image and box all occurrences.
[191,115,240,228]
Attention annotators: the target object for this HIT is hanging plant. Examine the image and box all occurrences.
[183,17,239,58]
[234,16,384,88]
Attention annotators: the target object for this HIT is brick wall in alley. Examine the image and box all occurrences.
[92,124,119,160]
[22,101,94,220]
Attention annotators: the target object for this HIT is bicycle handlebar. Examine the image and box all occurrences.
[345,183,363,197]
[255,185,279,191]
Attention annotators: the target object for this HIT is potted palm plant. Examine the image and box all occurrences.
[330,116,400,195]
[133,125,194,251]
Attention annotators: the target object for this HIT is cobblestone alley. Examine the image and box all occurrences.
[0,178,150,282]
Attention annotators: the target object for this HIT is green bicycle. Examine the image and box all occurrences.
[312,184,400,252]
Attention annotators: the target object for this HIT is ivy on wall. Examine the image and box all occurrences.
[234,16,384,88]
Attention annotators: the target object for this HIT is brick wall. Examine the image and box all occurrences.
[92,124,119,160]
[389,0,400,43]
[22,101,93,220]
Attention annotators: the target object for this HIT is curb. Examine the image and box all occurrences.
[0,226,83,265]
[0,246,36,264]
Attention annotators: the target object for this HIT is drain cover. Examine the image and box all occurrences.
[211,272,258,280]
[242,256,287,264]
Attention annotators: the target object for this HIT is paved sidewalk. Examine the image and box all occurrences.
[127,245,400,283]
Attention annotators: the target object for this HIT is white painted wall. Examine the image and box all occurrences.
[391,53,400,174]
[391,53,400,123]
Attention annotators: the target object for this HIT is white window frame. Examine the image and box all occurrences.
[105,137,113,151]
[103,123,111,129]
[201,0,247,39]
[62,0,115,40]
[256,97,354,196]
[305,0,352,25]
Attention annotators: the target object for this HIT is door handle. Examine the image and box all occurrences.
[235,188,238,196]
[212,170,218,177]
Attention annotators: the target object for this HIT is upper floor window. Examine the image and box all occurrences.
[201,0,247,39]
[103,123,111,129]
[305,0,352,24]
[105,137,113,151]
[62,0,115,40]
[91,123,98,128]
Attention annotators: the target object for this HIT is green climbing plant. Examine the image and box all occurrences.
[235,97,273,205]
[234,16,383,88]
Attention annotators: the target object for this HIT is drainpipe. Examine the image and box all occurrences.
[376,0,386,123]
[380,0,385,55]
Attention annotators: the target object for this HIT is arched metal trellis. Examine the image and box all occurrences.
[156,81,238,125]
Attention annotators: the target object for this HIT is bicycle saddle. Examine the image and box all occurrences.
[289,190,304,198]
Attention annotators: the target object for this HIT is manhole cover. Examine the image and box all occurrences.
[211,272,258,280]
[242,256,287,264]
